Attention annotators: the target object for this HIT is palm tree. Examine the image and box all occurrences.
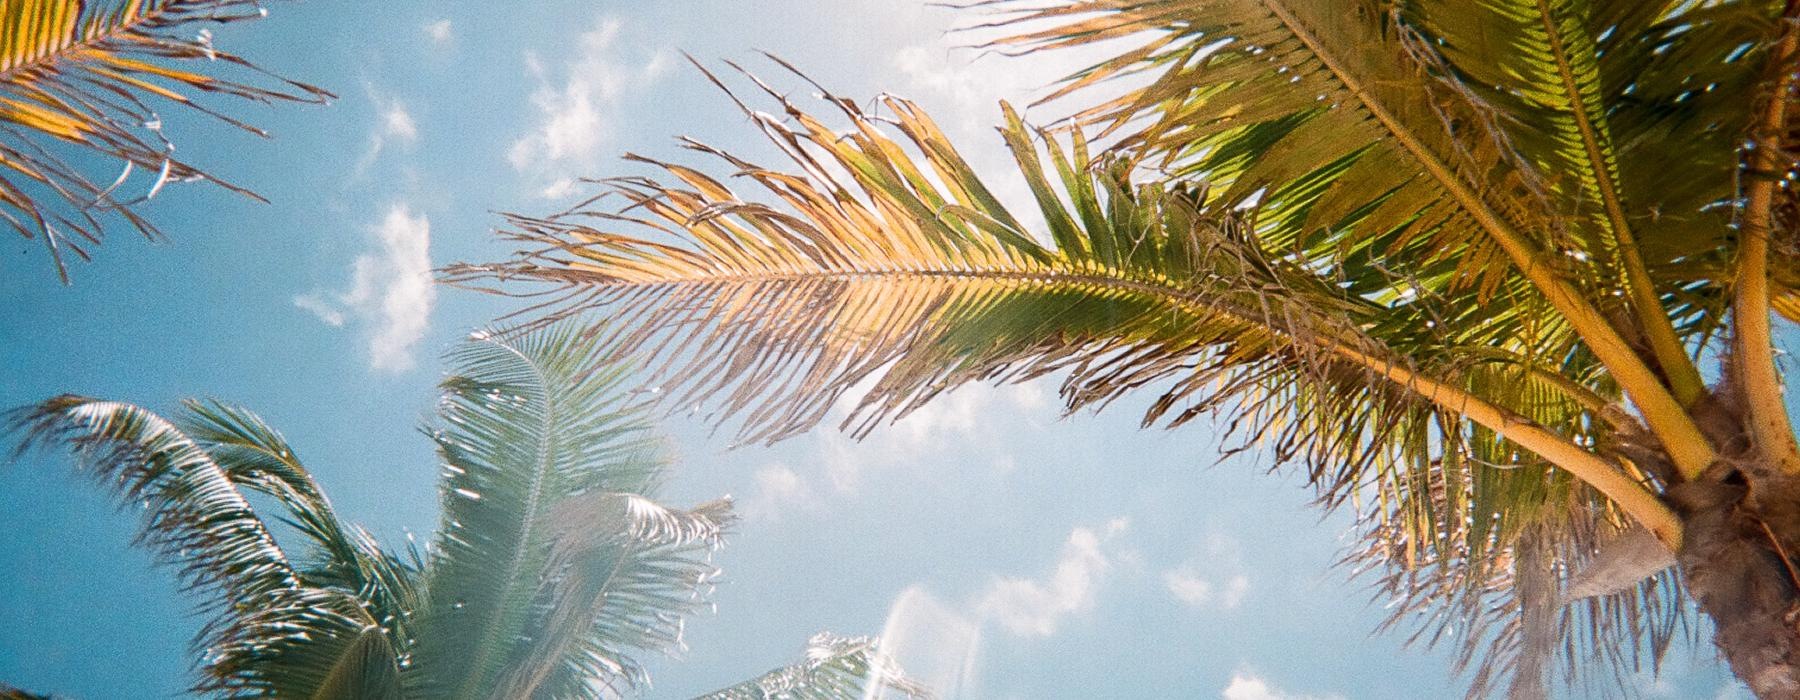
[7,326,926,699]
[0,0,329,282]
[447,1,1800,695]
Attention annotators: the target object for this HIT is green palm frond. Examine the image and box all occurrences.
[9,325,754,697]
[982,0,1782,304]
[0,0,332,281]
[7,395,303,695]
[304,622,406,700]
[7,397,422,698]
[177,400,421,644]
[411,325,734,699]
[497,493,733,698]
[693,633,932,700]
[207,586,404,700]
[1355,498,1688,698]
[979,0,1753,479]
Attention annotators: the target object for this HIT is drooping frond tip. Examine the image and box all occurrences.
[0,0,332,281]
[5,394,310,695]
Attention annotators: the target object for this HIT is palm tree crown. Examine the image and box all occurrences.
[449,1,1800,695]
[9,325,924,699]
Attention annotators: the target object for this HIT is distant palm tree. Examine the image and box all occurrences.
[0,0,330,282]
[8,326,926,699]
[449,1,1800,696]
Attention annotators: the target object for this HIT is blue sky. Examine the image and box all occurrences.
[0,2,1763,697]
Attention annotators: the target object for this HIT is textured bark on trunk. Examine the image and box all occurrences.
[1672,475,1800,698]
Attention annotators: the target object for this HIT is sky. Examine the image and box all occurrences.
[0,1,1767,698]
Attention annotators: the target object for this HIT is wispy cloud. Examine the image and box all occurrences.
[1220,669,1344,700]
[825,381,1042,493]
[292,294,345,327]
[974,518,1129,637]
[739,380,1044,520]
[884,17,1123,232]
[1165,570,1250,611]
[1162,532,1254,611]
[382,103,418,142]
[294,204,435,372]
[352,88,420,178]
[508,16,670,198]
[743,463,812,521]
[423,19,453,44]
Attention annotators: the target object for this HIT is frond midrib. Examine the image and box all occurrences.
[558,263,1209,300]
[554,252,1685,544]
[1528,0,1704,404]
[1252,0,1716,476]
[304,618,388,700]
[510,532,645,696]
[452,338,561,700]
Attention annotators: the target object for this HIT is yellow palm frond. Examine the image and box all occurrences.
[0,0,330,281]
[1776,287,1800,324]
[450,63,1693,698]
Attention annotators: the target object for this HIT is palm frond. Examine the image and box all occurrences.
[177,400,420,641]
[0,0,332,281]
[976,0,1727,477]
[449,68,1685,697]
[305,623,406,700]
[1775,287,1800,325]
[692,632,932,700]
[451,72,1416,450]
[1417,0,1705,400]
[6,395,300,695]
[206,587,404,700]
[1354,495,1690,699]
[6,396,428,698]
[410,325,732,699]
[499,494,734,698]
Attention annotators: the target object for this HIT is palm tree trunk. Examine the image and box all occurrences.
[1673,475,1800,697]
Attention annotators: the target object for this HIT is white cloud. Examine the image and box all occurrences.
[813,380,1044,496]
[382,103,418,143]
[1164,570,1250,610]
[880,9,1148,238]
[352,90,420,178]
[738,380,1046,522]
[424,19,453,44]
[975,518,1128,637]
[1221,670,1344,700]
[292,293,345,327]
[743,463,812,521]
[1162,532,1253,611]
[294,204,435,372]
[508,17,668,196]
